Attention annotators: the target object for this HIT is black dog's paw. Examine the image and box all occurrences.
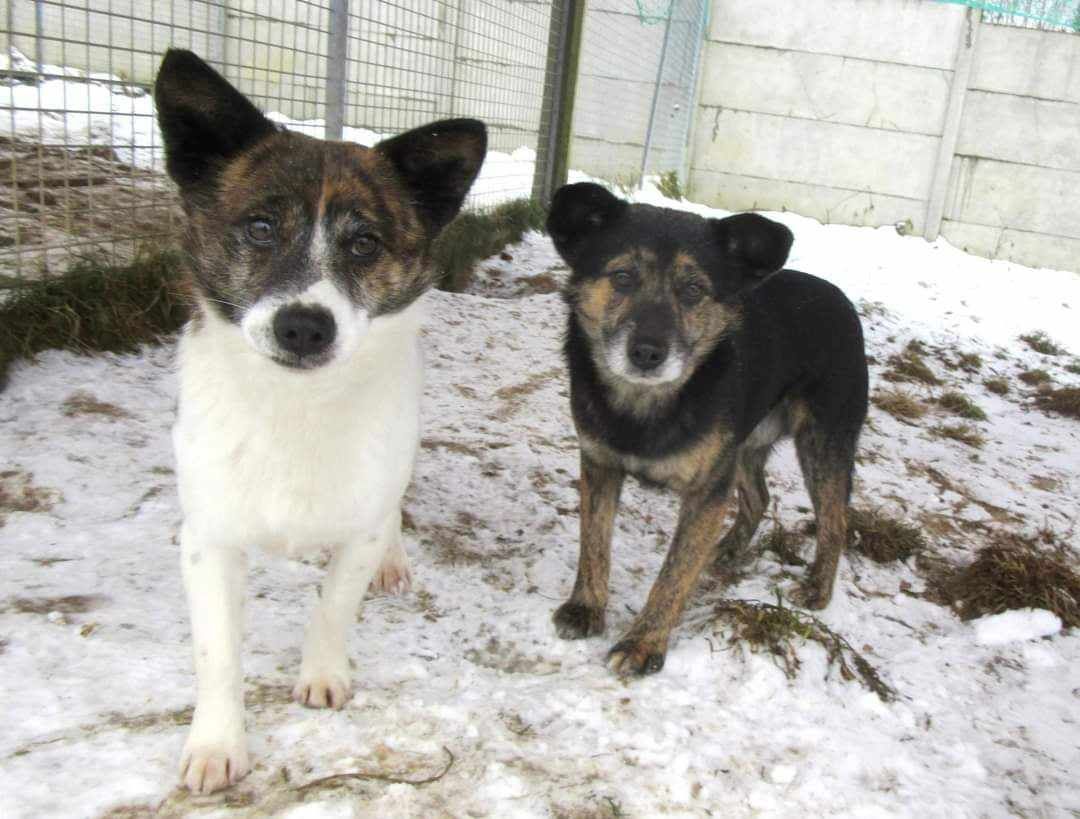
[553,601,606,639]
[606,637,666,677]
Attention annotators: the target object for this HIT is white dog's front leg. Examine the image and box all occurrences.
[293,513,398,709]
[179,525,250,794]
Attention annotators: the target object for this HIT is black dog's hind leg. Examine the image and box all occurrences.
[553,453,625,639]
[792,424,856,610]
[714,444,772,569]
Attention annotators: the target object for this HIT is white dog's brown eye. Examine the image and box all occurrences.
[350,233,380,258]
[611,269,636,292]
[245,219,274,245]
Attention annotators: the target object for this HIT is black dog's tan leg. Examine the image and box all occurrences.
[608,481,732,675]
[553,453,625,639]
[793,426,854,609]
[715,445,771,568]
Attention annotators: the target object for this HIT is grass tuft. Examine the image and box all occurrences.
[709,598,896,701]
[655,170,684,200]
[1034,387,1080,420]
[926,535,1080,628]
[759,516,807,566]
[937,390,988,421]
[956,352,983,373]
[883,341,941,386]
[848,507,926,563]
[871,388,927,422]
[0,249,188,390]
[930,423,986,448]
[432,198,547,293]
[1018,368,1052,387]
[1066,360,1080,376]
[1019,331,1067,357]
[983,377,1010,396]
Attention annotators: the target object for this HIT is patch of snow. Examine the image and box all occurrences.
[973,609,1063,645]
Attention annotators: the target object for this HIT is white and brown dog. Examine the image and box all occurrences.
[154,49,486,793]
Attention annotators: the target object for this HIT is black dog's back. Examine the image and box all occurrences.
[735,269,868,447]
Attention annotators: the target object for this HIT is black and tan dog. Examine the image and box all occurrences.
[547,182,868,676]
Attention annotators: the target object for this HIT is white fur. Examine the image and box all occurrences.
[605,325,687,385]
[174,294,424,793]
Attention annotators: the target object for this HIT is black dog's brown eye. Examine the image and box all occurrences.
[245,219,274,245]
[611,269,636,292]
[680,281,706,305]
[350,233,380,259]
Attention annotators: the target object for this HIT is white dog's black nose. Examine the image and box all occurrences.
[629,339,668,371]
[273,305,336,358]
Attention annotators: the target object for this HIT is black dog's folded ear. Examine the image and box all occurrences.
[376,118,487,235]
[712,213,794,277]
[153,49,278,189]
[546,182,628,262]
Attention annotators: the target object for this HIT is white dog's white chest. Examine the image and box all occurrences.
[173,303,424,553]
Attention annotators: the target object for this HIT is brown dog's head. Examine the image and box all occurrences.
[548,183,793,392]
[154,49,487,369]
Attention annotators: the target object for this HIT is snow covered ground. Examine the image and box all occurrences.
[0,49,542,209]
[2,183,1079,817]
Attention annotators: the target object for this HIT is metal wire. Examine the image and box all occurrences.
[0,0,561,279]
[569,0,707,190]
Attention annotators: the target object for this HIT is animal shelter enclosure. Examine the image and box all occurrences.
[0,0,708,280]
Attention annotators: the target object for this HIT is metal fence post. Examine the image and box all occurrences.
[925,6,981,241]
[640,5,675,184]
[532,0,585,206]
[325,0,349,141]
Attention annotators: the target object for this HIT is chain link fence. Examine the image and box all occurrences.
[935,0,1080,29]
[0,0,707,283]
[569,0,706,189]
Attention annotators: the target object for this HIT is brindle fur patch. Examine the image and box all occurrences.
[183,132,436,323]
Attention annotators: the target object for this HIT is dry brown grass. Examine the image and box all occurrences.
[930,423,986,448]
[871,388,927,422]
[883,341,941,386]
[1018,368,1052,387]
[983,377,1010,396]
[937,390,988,421]
[1034,387,1080,420]
[61,391,132,420]
[848,507,926,563]
[1019,331,1067,357]
[708,599,896,701]
[925,534,1079,628]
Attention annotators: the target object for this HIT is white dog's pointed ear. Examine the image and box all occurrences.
[711,213,794,277]
[376,118,487,235]
[546,182,628,263]
[154,49,278,189]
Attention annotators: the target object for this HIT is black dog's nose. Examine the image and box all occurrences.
[629,339,668,371]
[273,305,336,358]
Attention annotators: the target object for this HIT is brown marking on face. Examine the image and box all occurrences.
[577,277,616,325]
[175,130,442,322]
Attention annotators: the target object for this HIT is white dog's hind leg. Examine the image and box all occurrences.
[368,517,411,595]
[293,513,397,708]
[178,527,250,794]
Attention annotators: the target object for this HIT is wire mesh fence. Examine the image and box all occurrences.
[934,0,1080,30]
[0,0,708,284]
[569,0,706,189]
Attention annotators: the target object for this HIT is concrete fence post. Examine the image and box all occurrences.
[325,0,350,141]
[924,6,981,242]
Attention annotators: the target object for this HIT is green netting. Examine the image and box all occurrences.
[634,0,674,25]
[934,0,1080,30]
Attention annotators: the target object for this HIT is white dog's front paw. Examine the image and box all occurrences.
[293,671,351,709]
[368,541,412,595]
[180,737,249,794]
